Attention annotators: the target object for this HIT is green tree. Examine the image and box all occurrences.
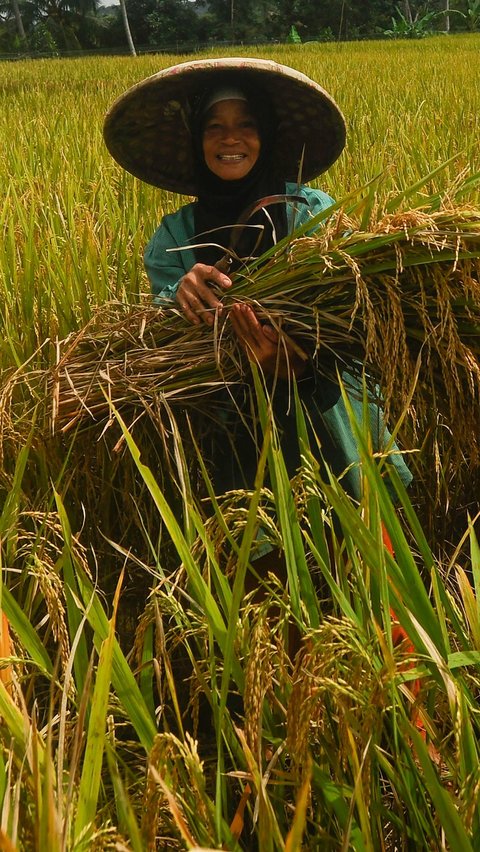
[204,0,278,41]
[121,0,155,44]
[269,0,400,40]
[147,0,206,47]
[21,0,100,49]
[465,0,480,29]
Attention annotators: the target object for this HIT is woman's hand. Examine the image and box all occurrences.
[176,264,232,326]
[230,303,307,380]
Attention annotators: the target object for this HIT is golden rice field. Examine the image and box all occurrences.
[0,35,480,851]
[1,36,479,363]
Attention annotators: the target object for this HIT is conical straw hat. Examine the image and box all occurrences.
[104,57,346,195]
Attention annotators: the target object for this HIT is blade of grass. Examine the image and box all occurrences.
[73,563,157,752]
[335,377,446,652]
[469,520,480,619]
[311,764,367,852]
[410,723,474,851]
[0,679,44,773]
[0,586,52,676]
[54,490,90,699]
[216,423,270,841]
[252,370,320,626]
[105,737,144,852]
[284,767,310,852]
[74,570,123,848]
[385,154,461,213]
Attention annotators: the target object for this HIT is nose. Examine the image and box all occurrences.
[221,125,239,144]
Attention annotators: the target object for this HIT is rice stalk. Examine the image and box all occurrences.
[243,614,275,761]
[30,199,480,473]
[74,570,122,848]
[28,554,70,686]
[3,52,480,840]
[142,732,217,850]
[2,391,479,848]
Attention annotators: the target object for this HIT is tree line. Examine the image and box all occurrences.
[1,0,479,56]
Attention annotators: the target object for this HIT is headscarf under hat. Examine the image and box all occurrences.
[190,82,288,269]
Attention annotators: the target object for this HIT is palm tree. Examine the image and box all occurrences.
[11,0,26,39]
[119,0,135,55]
[22,0,100,49]
[401,0,412,23]
[24,0,99,30]
[443,0,450,31]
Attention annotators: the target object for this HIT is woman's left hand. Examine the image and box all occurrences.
[230,303,307,380]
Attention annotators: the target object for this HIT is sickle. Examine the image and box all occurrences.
[214,193,307,273]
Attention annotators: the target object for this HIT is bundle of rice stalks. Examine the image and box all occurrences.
[254,204,480,463]
[46,201,480,469]
[49,301,241,431]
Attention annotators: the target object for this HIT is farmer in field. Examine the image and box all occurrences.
[104,57,412,500]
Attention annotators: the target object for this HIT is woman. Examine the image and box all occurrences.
[146,83,328,384]
[104,57,412,500]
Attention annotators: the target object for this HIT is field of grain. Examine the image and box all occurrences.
[1,36,480,850]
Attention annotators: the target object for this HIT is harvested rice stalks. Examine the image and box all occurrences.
[47,205,480,467]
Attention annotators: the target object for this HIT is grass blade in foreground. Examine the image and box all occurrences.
[74,571,123,848]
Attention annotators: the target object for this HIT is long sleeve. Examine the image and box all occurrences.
[285,183,335,232]
[144,202,197,302]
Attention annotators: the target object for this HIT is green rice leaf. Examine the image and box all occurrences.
[74,571,121,847]
[385,154,461,213]
[251,369,319,626]
[105,739,144,852]
[73,563,157,751]
[54,490,90,699]
[410,724,474,851]
[0,586,52,675]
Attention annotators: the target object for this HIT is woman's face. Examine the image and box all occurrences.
[202,99,261,181]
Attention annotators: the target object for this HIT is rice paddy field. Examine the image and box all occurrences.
[1,35,480,850]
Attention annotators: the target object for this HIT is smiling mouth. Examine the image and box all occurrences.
[217,154,246,162]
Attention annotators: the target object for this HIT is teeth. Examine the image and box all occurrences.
[218,154,245,161]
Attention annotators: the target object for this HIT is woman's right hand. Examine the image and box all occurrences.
[176,264,232,326]
[230,303,308,380]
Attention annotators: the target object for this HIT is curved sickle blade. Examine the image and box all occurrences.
[215,193,307,272]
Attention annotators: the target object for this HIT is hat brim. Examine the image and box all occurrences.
[103,57,346,195]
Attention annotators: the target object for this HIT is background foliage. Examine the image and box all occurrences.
[0,0,479,55]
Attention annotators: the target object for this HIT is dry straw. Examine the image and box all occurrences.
[41,202,480,472]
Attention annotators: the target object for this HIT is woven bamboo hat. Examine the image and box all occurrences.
[103,57,346,195]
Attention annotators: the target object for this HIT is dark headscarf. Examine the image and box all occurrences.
[191,81,288,270]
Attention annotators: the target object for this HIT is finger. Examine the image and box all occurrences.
[229,304,248,337]
[230,307,261,345]
[195,284,224,314]
[230,303,261,333]
[204,266,232,290]
[232,324,276,364]
[177,283,221,325]
[262,324,279,344]
[236,308,275,349]
[177,288,207,325]
[179,300,201,326]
